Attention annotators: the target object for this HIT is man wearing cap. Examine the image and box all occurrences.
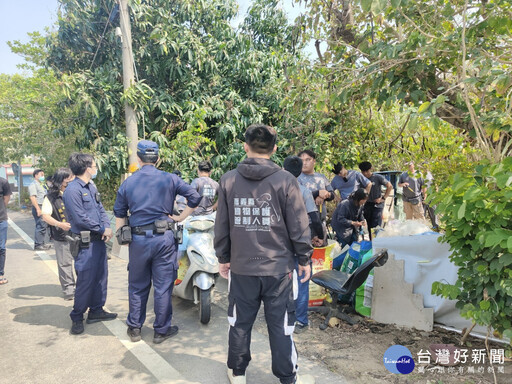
[63,153,116,335]
[114,140,201,344]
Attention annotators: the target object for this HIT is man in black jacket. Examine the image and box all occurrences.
[215,124,315,384]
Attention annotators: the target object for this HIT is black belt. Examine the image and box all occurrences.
[131,224,158,235]
[131,223,174,235]
[71,232,102,241]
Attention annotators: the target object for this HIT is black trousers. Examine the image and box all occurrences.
[363,202,384,229]
[227,271,298,384]
[423,203,439,229]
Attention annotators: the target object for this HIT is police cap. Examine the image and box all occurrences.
[137,140,159,156]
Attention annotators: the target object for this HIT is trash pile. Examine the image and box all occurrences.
[376,219,431,238]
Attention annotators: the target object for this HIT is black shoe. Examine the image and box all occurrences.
[153,325,179,344]
[127,327,142,342]
[294,323,308,334]
[86,310,118,324]
[71,320,84,335]
[64,294,74,301]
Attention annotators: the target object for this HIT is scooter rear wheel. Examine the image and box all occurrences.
[199,288,211,324]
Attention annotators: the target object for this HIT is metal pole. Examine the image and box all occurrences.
[17,160,21,208]
[119,0,139,173]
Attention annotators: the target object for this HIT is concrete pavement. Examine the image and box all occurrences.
[0,210,346,384]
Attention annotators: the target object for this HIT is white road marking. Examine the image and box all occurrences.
[7,218,198,384]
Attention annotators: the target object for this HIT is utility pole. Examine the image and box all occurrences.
[119,0,139,173]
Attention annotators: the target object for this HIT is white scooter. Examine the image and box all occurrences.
[173,213,219,324]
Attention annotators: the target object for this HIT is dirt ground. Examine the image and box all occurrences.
[289,310,512,384]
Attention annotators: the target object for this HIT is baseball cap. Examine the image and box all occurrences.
[137,140,159,155]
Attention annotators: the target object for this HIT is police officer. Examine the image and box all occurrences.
[113,140,201,344]
[63,153,116,335]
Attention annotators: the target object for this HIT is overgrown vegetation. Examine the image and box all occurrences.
[432,158,512,342]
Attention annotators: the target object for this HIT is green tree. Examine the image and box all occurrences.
[290,0,512,342]
[277,57,479,179]
[292,0,512,161]
[1,32,77,174]
[46,0,301,180]
[432,158,512,343]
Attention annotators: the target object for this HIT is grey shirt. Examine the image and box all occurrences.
[28,180,46,205]
[368,173,390,207]
[190,176,219,216]
[0,177,12,222]
[331,171,370,200]
[297,172,333,220]
[399,171,424,203]
[299,184,317,215]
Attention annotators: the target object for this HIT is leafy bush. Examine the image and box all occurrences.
[432,158,512,343]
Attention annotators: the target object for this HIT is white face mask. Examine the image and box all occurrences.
[89,165,98,179]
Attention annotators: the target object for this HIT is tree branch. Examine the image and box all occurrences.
[399,9,437,40]
[315,40,325,65]
[461,0,493,160]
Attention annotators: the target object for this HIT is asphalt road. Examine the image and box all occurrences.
[1,210,345,384]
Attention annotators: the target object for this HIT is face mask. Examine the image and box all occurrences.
[39,176,45,182]
[89,167,98,179]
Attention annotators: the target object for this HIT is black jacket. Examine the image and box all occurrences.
[331,197,364,244]
[214,158,313,276]
[47,193,70,242]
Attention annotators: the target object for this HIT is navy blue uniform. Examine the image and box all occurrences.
[113,165,201,334]
[63,178,111,322]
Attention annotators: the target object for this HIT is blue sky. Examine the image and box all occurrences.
[0,0,305,75]
[0,0,60,74]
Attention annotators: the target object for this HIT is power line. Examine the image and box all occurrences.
[89,2,118,71]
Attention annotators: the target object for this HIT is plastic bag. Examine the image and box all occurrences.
[308,241,339,307]
[339,241,372,274]
[175,256,189,285]
[339,241,372,303]
[355,249,375,317]
[378,220,431,238]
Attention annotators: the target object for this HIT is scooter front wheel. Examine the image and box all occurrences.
[199,288,211,324]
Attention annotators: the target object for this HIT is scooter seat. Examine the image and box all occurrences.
[186,220,214,231]
[311,270,350,294]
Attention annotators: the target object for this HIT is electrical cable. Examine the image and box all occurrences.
[89,2,118,71]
